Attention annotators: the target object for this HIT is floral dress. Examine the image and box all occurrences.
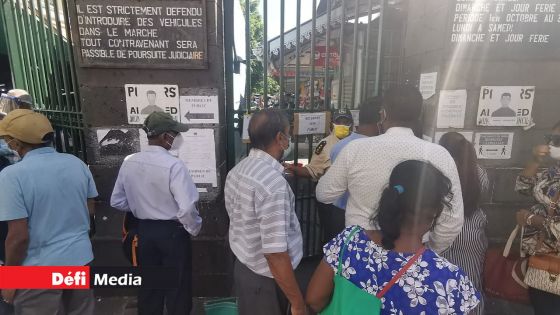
[324,226,481,315]
[515,164,560,256]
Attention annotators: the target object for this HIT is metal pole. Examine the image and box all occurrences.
[279,0,285,108]
[263,0,268,107]
[362,0,374,100]
[374,0,386,96]
[350,0,360,108]
[323,0,332,110]
[337,0,347,109]
[245,0,251,109]
[295,0,301,109]
[224,0,235,170]
[309,0,317,110]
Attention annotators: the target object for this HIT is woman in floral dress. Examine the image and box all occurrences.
[515,121,560,314]
[306,160,480,314]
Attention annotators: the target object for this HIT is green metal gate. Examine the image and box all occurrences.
[225,0,405,256]
[0,0,85,160]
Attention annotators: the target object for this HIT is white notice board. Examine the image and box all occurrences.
[294,112,330,135]
[125,84,179,124]
[474,132,514,160]
[180,95,220,124]
[436,90,467,128]
[419,72,438,100]
[477,86,535,127]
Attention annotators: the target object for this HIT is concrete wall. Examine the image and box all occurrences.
[402,0,560,313]
[67,0,232,297]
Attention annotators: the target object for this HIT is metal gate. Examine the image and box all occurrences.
[0,0,85,160]
[225,0,405,256]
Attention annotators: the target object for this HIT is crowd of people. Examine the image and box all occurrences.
[0,85,558,315]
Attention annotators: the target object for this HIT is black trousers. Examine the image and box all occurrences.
[137,220,192,315]
[529,287,560,315]
[317,202,346,244]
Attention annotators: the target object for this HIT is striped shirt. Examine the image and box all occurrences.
[225,149,303,277]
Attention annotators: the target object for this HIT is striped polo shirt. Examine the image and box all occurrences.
[225,149,303,277]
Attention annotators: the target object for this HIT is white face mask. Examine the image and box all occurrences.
[168,133,184,157]
[549,145,560,161]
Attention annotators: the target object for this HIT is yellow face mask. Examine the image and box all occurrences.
[333,124,351,139]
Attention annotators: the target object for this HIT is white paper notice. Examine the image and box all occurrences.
[178,129,218,187]
[434,131,474,144]
[296,112,327,135]
[180,95,220,124]
[242,114,251,143]
[477,86,535,127]
[474,132,514,160]
[125,84,179,124]
[437,90,467,128]
[350,110,360,127]
[419,72,437,100]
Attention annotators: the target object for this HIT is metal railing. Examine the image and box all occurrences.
[1,0,85,160]
[226,0,404,256]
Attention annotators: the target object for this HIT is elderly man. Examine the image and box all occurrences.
[111,112,202,315]
[0,109,98,314]
[225,109,305,315]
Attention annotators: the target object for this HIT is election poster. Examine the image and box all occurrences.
[125,84,180,125]
[476,86,535,127]
[474,132,514,159]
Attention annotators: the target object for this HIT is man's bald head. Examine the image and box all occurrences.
[248,109,290,151]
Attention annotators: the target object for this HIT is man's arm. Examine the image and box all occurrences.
[170,163,202,236]
[429,150,464,253]
[265,252,306,314]
[110,165,130,211]
[5,218,29,266]
[315,144,351,204]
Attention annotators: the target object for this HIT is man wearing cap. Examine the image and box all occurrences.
[111,112,202,315]
[0,109,98,313]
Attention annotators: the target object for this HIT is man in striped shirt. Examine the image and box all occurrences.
[225,109,305,315]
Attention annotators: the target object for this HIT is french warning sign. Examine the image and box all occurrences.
[476,86,535,127]
[474,132,514,160]
[125,84,180,124]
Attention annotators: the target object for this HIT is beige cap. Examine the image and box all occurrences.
[0,109,54,144]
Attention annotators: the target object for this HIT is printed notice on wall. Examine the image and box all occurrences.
[241,114,251,143]
[179,129,217,187]
[419,72,438,100]
[180,95,219,124]
[450,1,560,46]
[74,0,207,68]
[437,90,467,128]
[294,112,329,135]
[474,132,514,159]
[477,86,535,126]
[125,84,179,124]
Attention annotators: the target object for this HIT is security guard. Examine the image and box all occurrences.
[284,109,353,180]
[284,109,353,243]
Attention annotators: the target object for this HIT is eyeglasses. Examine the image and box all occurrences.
[545,134,560,147]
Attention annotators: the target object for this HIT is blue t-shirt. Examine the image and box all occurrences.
[324,226,481,314]
[329,132,367,209]
[0,147,98,266]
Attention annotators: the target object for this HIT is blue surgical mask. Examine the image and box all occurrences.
[281,134,294,161]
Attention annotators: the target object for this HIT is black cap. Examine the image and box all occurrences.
[143,112,189,137]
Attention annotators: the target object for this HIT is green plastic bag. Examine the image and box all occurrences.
[204,297,239,315]
[320,226,382,315]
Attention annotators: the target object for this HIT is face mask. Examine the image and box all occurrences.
[0,138,21,163]
[168,133,184,157]
[549,145,560,160]
[282,139,294,161]
[333,124,351,139]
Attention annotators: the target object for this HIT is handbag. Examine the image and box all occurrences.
[524,253,560,295]
[320,226,425,315]
[204,297,238,315]
[483,225,530,304]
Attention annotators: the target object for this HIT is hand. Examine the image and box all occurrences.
[283,163,296,176]
[532,145,550,163]
[1,289,16,305]
[516,209,531,226]
[290,304,308,315]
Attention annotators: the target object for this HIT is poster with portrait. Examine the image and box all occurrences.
[476,86,535,127]
[125,84,180,125]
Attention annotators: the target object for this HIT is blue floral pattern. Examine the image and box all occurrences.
[324,226,481,315]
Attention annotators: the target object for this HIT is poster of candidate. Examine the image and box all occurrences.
[125,84,180,125]
[476,86,535,127]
